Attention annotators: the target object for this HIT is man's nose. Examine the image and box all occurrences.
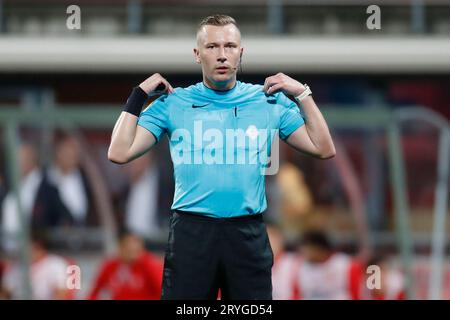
[217,47,227,62]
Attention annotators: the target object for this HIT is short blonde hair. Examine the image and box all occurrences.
[197,14,239,32]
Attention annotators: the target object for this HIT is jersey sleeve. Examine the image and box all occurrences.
[277,93,305,140]
[137,94,169,142]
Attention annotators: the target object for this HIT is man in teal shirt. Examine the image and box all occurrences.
[108,14,335,300]
[138,80,304,217]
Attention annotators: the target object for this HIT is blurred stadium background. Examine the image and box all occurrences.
[0,0,449,300]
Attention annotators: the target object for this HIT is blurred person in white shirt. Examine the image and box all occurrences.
[267,220,298,300]
[124,152,159,238]
[290,230,362,300]
[48,135,91,226]
[1,143,72,252]
[359,254,406,300]
[1,232,73,300]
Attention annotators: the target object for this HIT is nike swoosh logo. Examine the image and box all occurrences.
[192,103,209,108]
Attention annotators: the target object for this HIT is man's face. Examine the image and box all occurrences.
[194,24,243,87]
[300,245,330,264]
[30,242,45,263]
[119,235,144,263]
[55,138,80,173]
[18,144,38,178]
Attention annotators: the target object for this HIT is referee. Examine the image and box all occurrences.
[108,14,335,300]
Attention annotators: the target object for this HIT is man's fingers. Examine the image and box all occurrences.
[263,76,274,92]
[264,74,284,93]
[267,83,283,94]
[263,76,269,92]
[155,82,166,92]
[139,73,172,95]
[148,77,174,95]
[161,79,175,94]
[264,77,279,93]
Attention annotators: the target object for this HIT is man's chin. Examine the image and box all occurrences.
[210,74,233,85]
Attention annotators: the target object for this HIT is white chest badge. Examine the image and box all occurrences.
[246,125,259,140]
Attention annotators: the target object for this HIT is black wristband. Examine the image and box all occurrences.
[124,86,148,117]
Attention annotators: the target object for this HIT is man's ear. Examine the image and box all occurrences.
[193,48,201,64]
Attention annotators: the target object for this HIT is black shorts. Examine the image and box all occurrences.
[161,210,273,300]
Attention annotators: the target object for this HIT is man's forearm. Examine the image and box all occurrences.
[295,96,335,157]
[108,84,152,163]
[108,74,173,164]
[108,112,139,163]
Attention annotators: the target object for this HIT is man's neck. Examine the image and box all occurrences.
[203,77,237,91]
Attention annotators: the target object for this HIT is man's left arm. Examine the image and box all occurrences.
[264,73,336,159]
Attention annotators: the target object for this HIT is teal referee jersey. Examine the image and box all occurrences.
[137,81,304,218]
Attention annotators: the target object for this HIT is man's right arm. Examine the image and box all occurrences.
[107,73,174,164]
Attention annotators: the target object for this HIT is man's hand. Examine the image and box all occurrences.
[107,73,172,165]
[263,73,336,159]
[263,73,305,97]
[139,73,174,95]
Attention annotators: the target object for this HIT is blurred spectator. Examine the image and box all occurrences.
[0,259,4,279]
[359,254,406,300]
[1,232,73,300]
[120,152,170,241]
[267,221,298,300]
[1,143,72,252]
[0,174,6,212]
[87,231,163,300]
[276,163,314,237]
[48,135,92,226]
[0,257,5,299]
[291,230,361,300]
